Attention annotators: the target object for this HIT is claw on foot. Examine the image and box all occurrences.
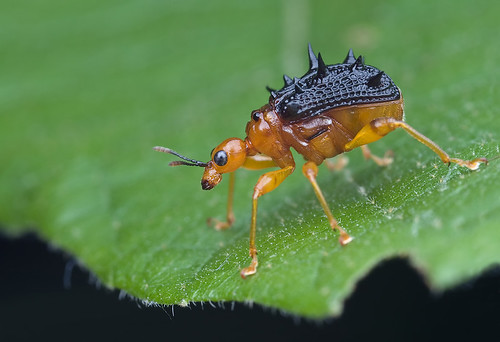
[339,232,354,246]
[450,157,488,171]
[207,217,232,231]
[240,258,258,279]
[241,249,258,278]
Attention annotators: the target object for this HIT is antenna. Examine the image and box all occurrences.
[153,146,208,167]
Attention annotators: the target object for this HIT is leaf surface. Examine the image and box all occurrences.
[1,0,499,317]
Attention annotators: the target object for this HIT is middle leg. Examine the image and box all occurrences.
[207,172,236,230]
[302,161,353,246]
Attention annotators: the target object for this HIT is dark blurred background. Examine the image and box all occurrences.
[2,1,499,340]
[1,234,499,341]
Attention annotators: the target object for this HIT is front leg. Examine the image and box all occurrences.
[240,165,295,278]
[208,155,277,231]
[207,172,236,230]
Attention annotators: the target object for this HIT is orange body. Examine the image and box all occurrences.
[155,45,487,278]
[245,98,404,168]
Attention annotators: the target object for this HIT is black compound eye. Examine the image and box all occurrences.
[252,112,260,121]
[213,150,228,166]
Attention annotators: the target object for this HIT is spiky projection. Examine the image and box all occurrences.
[283,74,293,87]
[265,44,401,122]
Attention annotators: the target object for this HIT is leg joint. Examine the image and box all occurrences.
[302,161,318,180]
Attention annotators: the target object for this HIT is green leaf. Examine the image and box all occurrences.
[1,0,499,318]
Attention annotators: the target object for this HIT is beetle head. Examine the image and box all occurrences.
[201,138,247,190]
[154,138,247,190]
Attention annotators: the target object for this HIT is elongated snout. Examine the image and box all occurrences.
[201,162,222,190]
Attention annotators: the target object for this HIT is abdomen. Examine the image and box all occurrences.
[284,97,404,164]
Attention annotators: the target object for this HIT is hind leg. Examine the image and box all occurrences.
[344,117,487,170]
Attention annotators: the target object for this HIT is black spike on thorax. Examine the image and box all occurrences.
[269,44,401,122]
[283,74,293,87]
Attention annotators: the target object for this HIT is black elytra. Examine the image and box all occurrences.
[265,44,401,123]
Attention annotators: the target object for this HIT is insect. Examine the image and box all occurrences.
[154,44,488,278]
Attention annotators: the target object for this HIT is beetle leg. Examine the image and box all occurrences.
[302,161,353,246]
[207,172,236,230]
[361,145,394,167]
[208,156,278,231]
[325,155,349,171]
[240,165,295,278]
[345,118,488,170]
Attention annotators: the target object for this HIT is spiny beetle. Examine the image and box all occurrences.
[154,44,488,278]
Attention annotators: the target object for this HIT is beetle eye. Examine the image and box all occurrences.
[213,150,228,166]
[252,112,260,121]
